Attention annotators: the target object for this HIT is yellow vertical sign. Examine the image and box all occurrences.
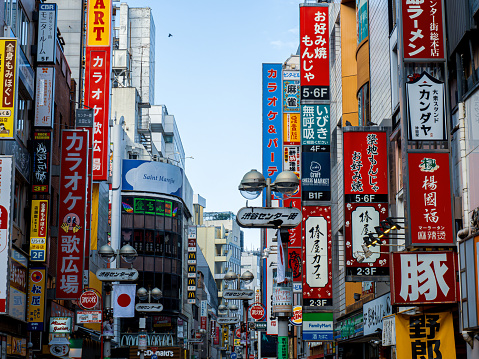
[29,200,48,262]
[26,268,46,331]
[396,312,456,359]
[283,113,301,145]
[0,39,17,139]
[87,0,111,46]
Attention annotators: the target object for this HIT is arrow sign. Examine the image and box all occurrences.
[95,268,138,281]
[217,317,240,325]
[223,289,254,300]
[236,207,301,228]
[135,303,164,312]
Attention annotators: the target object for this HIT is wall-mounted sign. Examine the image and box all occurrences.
[79,290,99,310]
[95,268,138,281]
[283,113,300,144]
[283,74,300,114]
[9,249,27,321]
[77,310,102,324]
[0,39,17,139]
[135,303,164,312]
[302,312,333,341]
[29,200,48,262]
[187,225,197,304]
[363,293,391,336]
[32,131,52,193]
[0,156,13,314]
[223,290,254,300]
[301,104,330,146]
[290,306,302,326]
[37,4,57,62]
[301,150,330,201]
[408,152,453,245]
[49,317,72,333]
[27,268,46,331]
[406,72,446,141]
[390,251,458,305]
[34,67,55,127]
[302,206,332,307]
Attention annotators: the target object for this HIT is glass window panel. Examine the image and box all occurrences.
[155,231,164,255]
[173,218,177,233]
[145,215,155,229]
[156,215,164,230]
[155,257,163,272]
[171,259,176,274]
[121,214,133,227]
[165,217,172,231]
[163,273,172,297]
[133,229,144,254]
[134,214,144,227]
[144,256,154,272]
[121,229,133,247]
[164,258,171,273]
[165,233,172,256]
[145,230,154,254]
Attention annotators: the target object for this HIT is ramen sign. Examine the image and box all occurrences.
[249,303,266,321]
[79,290,99,310]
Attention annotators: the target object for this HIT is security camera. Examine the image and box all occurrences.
[357,254,365,263]
[462,331,474,348]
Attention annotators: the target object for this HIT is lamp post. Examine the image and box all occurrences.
[238,169,299,359]
[98,244,138,359]
[224,270,255,359]
[136,287,163,359]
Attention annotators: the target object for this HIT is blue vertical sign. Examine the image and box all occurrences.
[262,63,283,206]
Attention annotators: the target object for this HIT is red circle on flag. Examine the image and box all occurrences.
[117,293,131,307]
[31,271,43,283]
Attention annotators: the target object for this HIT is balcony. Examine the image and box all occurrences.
[120,333,176,347]
[215,238,227,245]
[214,255,227,262]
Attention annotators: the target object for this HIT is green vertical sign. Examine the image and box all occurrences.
[278,336,288,359]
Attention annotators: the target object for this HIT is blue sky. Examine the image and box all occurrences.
[126,0,303,249]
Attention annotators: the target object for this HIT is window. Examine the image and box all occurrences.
[16,95,29,142]
[358,83,370,125]
[164,135,173,143]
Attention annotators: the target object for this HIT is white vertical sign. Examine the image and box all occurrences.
[266,228,278,335]
[0,156,13,314]
[304,216,328,288]
[37,3,57,63]
[34,67,55,127]
[351,206,380,263]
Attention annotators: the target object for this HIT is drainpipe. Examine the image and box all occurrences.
[457,227,472,333]
[458,102,471,233]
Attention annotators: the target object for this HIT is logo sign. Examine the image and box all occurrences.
[301,150,330,201]
[29,200,48,262]
[283,73,300,114]
[135,303,164,312]
[344,202,389,277]
[217,317,240,325]
[49,317,72,333]
[96,268,139,281]
[236,207,301,228]
[50,344,69,357]
[396,312,456,358]
[255,321,267,331]
[223,289,254,300]
[390,251,458,305]
[27,267,46,331]
[302,206,332,307]
[37,4,57,63]
[187,225,197,304]
[401,0,444,60]
[363,293,391,336]
[0,39,17,139]
[408,152,453,245]
[406,72,446,141]
[249,303,266,321]
[230,353,237,359]
[77,310,102,323]
[290,306,302,326]
[34,67,55,127]
[343,131,388,203]
[262,63,283,206]
[235,328,241,338]
[56,130,89,299]
[302,312,333,341]
[32,131,52,193]
[79,290,99,310]
[300,5,329,99]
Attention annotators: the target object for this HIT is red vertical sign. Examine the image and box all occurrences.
[284,196,302,282]
[402,0,444,60]
[300,5,329,100]
[56,130,89,299]
[84,47,111,181]
[408,152,453,245]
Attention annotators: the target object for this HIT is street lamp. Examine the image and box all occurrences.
[238,169,299,204]
[98,244,138,359]
[137,287,163,302]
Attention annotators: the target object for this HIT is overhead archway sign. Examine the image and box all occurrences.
[236,207,301,228]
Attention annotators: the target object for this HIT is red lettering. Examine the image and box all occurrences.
[93,27,105,41]
[94,0,105,9]
[94,11,105,25]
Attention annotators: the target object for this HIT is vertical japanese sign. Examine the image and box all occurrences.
[262,63,283,205]
[56,130,89,299]
[200,300,207,331]
[395,312,456,359]
[32,131,52,193]
[390,251,458,305]
[0,156,13,314]
[283,70,300,113]
[302,206,332,307]
[9,249,27,321]
[34,67,55,127]
[300,5,329,101]
[0,39,17,139]
[407,152,453,245]
[85,0,112,181]
[343,131,388,203]
[84,48,111,181]
[27,268,46,331]
[283,145,300,175]
[283,114,301,146]
[37,4,57,63]
[401,0,444,60]
[301,104,330,147]
[284,197,302,283]
[187,226,197,304]
[29,200,48,262]
[406,72,446,141]
[266,228,278,335]
[344,203,389,277]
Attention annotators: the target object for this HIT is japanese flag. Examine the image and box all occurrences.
[277,229,286,284]
[113,284,136,318]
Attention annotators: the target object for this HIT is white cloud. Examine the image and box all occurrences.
[270,40,297,49]
[288,27,299,35]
